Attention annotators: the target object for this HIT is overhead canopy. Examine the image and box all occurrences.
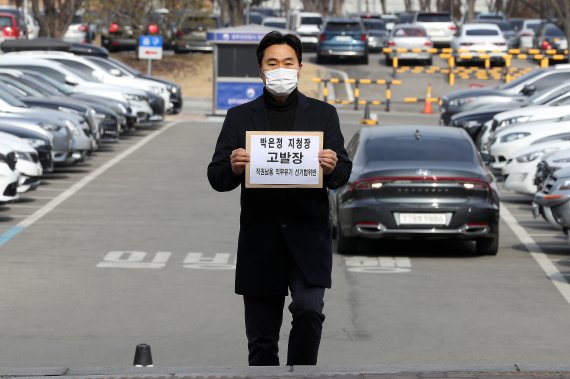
[207,24,297,44]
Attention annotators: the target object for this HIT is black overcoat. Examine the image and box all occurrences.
[207,91,352,296]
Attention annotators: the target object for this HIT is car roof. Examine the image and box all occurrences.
[462,23,501,30]
[326,17,360,23]
[359,125,468,140]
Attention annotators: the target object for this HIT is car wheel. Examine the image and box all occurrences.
[316,54,326,64]
[336,221,358,254]
[361,55,369,65]
[476,233,499,255]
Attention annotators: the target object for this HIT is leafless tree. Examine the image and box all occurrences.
[379,0,387,13]
[466,0,477,22]
[31,0,84,37]
[418,0,432,11]
[545,0,570,61]
[403,0,413,12]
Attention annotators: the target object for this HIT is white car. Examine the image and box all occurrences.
[493,103,570,131]
[512,19,542,49]
[0,132,42,193]
[413,11,456,46]
[0,57,153,123]
[502,138,570,195]
[261,17,286,29]
[0,141,19,203]
[489,119,570,172]
[450,23,508,62]
[5,52,172,113]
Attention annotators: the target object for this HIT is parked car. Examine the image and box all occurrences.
[450,23,507,63]
[63,11,94,44]
[475,19,515,47]
[174,13,220,53]
[287,11,323,50]
[0,131,42,193]
[381,14,399,31]
[0,7,27,38]
[440,64,570,125]
[533,166,570,234]
[0,12,19,42]
[101,13,138,52]
[511,19,542,49]
[534,22,568,52]
[412,11,456,47]
[361,18,387,52]
[261,17,286,29]
[24,12,39,39]
[489,119,570,173]
[330,125,500,255]
[0,120,53,172]
[535,148,570,193]
[502,137,570,195]
[0,140,19,203]
[317,18,369,64]
[475,12,506,21]
[384,24,432,65]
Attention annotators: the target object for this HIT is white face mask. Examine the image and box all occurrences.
[263,68,299,96]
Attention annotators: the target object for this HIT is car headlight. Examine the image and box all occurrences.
[170,86,178,94]
[500,115,531,127]
[24,138,47,148]
[16,151,33,162]
[516,150,546,163]
[38,122,62,132]
[124,93,143,101]
[499,132,531,143]
[117,103,128,113]
[459,120,482,129]
[448,97,474,107]
[558,179,570,190]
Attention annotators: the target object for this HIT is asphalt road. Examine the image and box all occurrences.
[0,57,569,369]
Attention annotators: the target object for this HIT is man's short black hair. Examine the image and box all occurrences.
[256,31,303,65]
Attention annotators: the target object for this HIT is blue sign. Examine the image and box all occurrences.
[208,32,267,43]
[139,35,163,47]
[217,82,264,110]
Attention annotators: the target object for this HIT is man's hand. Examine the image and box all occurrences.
[319,149,337,176]
[231,148,250,176]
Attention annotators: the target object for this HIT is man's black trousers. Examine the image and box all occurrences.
[243,258,326,366]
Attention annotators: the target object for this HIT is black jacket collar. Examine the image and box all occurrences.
[249,90,310,131]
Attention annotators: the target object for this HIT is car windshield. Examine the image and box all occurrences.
[545,24,565,37]
[26,72,73,95]
[264,21,285,28]
[498,69,541,90]
[494,21,513,31]
[365,136,475,163]
[0,16,12,27]
[416,13,451,22]
[109,57,141,76]
[393,27,426,37]
[526,22,541,31]
[0,82,28,107]
[325,22,361,32]
[363,20,386,30]
[465,29,500,36]
[301,17,322,25]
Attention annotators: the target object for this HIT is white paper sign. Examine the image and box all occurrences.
[246,131,323,188]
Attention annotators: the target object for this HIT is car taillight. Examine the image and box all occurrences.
[319,34,326,42]
[360,34,367,42]
[350,176,491,193]
[449,25,457,31]
[175,29,183,37]
[520,32,533,37]
[542,40,552,50]
[78,24,88,32]
[148,24,159,34]
[109,23,119,33]
[424,40,432,46]
[1,26,17,38]
[388,40,395,46]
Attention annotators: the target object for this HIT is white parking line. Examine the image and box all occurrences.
[501,204,570,305]
[19,120,180,229]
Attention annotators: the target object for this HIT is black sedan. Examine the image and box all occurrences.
[330,126,500,255]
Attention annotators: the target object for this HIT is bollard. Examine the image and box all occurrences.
[503,55,512,83]
[322,79,329,102]
[484,56,490,74]
[360,102,378,125]
[354,81,360,111]
[392,56,398,78]
[385,81,392,112]
[448,55,455,87]
[133,343,154,367]
[541,57,549,68]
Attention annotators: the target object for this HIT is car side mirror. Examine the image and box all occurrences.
[521,84,536,96]
[109,69,121,76]
[64,75,79,86]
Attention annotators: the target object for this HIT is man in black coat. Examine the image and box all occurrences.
[207,31,352,366]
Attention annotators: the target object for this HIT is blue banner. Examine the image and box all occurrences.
[208,32,267,42]
[217,82,264,110]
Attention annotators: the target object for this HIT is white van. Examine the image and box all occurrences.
[286,11,323,49]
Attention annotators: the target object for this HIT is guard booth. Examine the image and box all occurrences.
[208,24,287,115]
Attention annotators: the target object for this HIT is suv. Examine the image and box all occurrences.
[534,22,568,52]
[413,11,456,46]
[0,12,19,41]
[317,17,369,64]
[174,13,220,53]
[101,13,139,52]
[287,11,323,50]
[0,7,26,38]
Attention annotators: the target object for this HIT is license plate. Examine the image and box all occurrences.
[399,213,447,225]
[335,36,352,42]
